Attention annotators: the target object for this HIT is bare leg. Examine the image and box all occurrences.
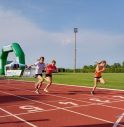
[91,78,98,94]
[35,75,44,94]
[99,78,105,84]
[44,77,52,92]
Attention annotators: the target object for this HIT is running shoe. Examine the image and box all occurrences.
[91,91,95,95]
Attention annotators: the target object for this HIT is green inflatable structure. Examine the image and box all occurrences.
[0,42,25,75]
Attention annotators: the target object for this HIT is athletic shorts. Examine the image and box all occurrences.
[94,76,102,79]
[35,74,43,78]
[94,76,102,82]
[45,74,52,77]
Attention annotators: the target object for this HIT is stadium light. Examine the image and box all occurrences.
[74,28,78,72]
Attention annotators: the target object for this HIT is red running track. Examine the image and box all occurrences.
[0,79,124,127]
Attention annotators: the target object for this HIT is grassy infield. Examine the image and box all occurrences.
[7,73,124,90]
[53,73,124,90]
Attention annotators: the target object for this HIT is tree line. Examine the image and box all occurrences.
[58,62,124,73]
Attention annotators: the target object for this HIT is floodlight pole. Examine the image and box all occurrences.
[74,28,78,73]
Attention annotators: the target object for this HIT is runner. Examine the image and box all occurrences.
[44,60,57,93]
[29,56,45,94]
[91,60,107,95]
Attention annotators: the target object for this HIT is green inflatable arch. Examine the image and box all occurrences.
[0,42,25,75]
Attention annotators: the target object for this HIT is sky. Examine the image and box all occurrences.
[0,0,124,68]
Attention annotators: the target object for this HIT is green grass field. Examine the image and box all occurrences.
[53,73,124,90]
[5,73,124,90]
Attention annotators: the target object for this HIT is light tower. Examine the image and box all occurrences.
[74,28,78,72]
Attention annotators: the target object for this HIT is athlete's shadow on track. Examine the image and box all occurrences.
[0,119,50,125]
[69,90,90,94]
[0,94,45,104]
[50,90,124,96]
[50,90,91,95]
[90,91,124,96]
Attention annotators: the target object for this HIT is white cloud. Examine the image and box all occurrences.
[0,8,123,68]
[0,8,72,44]
[0,8,73,65]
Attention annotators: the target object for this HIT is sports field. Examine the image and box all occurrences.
[7,73,124,90]
[0,74,124,127]
[53,73,124,90]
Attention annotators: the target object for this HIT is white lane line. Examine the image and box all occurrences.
[1,88,123,126]
[0,84,124,112]
[0,84,93,104]
[0,90,122,126]
[62,108,117,125]
[0,102,35,108]
[0,83,122,104]
[4,79,124,92]
[0,108,58,118]
[98,104,124,111]
[46,92,124,106]
[0,90,59,109]
[5,79,124,92]
[0,107,37,127]
[0,81,124,126]
[51,84,124,101]
[0,103,95,118]
[113,112,124,127]
[53,83,124,91]
[1,85,124,116]
[5,80,124,102]
[2,80,124,103]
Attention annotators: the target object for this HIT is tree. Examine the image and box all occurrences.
[122,62,124,67]
[113,63,121,68]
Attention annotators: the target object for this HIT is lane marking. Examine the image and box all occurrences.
[4,79,124,92]
[0,90,123,126]
[0,107,37,127]
[0,83,121,104]
[0,108,58,118]
[0,84,124,112]
[113,96,124,99]
[45,93,124,106]
[19,105,44,113]
[53,83,124,92]
[97,104,124,111]
[113,112,124,127]
[89,98,110,103]
[0,102,35,108]
[0,103,95,118]
[1,80,124,103]
[1,87,122,126]
[61,108,114,125]
[58,102,78,106]
[0,80,124,126]
[0,84,93,104]
[3,80,124,102]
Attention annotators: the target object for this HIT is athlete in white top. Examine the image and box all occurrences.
[29,56,45,94]
[34,61,45,75]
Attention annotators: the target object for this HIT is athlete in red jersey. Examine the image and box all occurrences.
[91,60,106,95]
[46,63,57,75]
[44,60,57,92]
